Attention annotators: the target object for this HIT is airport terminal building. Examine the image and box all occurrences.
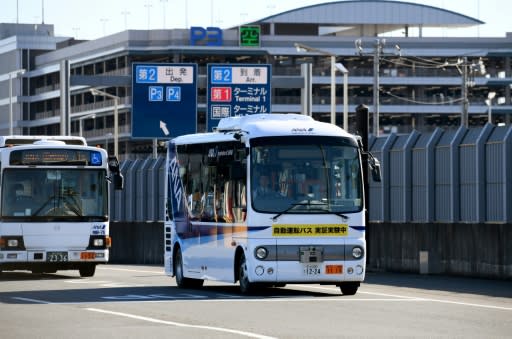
[1,0,511,159]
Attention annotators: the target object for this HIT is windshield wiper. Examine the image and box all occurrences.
[334,212,349,221]
[271,199,329,222]
[33,195,58,216]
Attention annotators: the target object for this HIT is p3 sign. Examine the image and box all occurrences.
[190,26,223,46]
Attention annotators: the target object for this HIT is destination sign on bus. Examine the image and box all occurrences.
[9,149,103,166]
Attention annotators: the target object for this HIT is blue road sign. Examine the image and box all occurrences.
[207,64,271,131]
[166,87,181,101]
[132,63,197,138]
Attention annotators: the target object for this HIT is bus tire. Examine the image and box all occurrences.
[238,253,254,294]
[79,264,96,277]
[174,248,203,289]
[339,282,359,295]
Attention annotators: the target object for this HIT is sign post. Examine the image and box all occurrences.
[132,63,197,138]
[207,64,271,131]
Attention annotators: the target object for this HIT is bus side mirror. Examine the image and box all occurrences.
[107,156,124,190]
[108,156,120,172]
[370,157,381,182]
[114,173,124,190]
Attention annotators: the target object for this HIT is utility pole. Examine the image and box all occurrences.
[461,57,469,128]
[459,56,486,128]
[355,39,398,136]
[372,40,382,136]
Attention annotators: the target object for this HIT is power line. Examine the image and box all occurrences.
[382,88,464,105]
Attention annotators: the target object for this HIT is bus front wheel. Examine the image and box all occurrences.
[79,264,96,277]
[238,253,254,294]
[339,282,359,295]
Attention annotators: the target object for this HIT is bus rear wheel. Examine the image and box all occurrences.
[339,282,359,295]
[174,248,203,289]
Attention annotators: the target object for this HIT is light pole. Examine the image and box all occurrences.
[105,132,113,153]
[336,63,349,131]
[8,68,26,135]
[77,113,96,137]
[90,88,119,157]
[485,91,496,124]
[294,43,349,129]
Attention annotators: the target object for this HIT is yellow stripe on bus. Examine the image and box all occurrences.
[272,224,349,237]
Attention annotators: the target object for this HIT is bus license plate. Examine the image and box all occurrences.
[47,252,68,262]
[304,264,321,275]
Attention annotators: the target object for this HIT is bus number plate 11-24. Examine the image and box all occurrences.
[46,252,68,262]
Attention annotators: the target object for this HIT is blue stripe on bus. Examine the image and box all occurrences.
[177,224,270,239]
[177,225,365,239]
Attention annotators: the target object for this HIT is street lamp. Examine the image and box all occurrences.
[335,62,349,130]
[77,113,96,137]
[294,43,349,129]
[105,132,113,152]
[89,88,119,157]
[485,91,496,124]
[9,68,26,135]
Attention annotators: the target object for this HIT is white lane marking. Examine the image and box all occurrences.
[290,284,512,311]
[405,297,512,311]
[11,297,51,304]
[10,279,511,311]
[97,266,163,274]
[102,293,205,300]
[11,293,511,311]
[65,280,143,288]
[86,307,277,339]
[65,280,111,284]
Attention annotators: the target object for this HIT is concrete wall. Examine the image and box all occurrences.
[367,222,512,279]
[109,222,512,280]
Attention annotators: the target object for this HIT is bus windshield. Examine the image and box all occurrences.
[1,168,108,221]
[250,136,362,214]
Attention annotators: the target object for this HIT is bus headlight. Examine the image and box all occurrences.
[88,236,111,249]
[93,238,105,247]
[255,247,268,260]
[352,246,364,259]
[0,236,24,250]
[7,239,19,247]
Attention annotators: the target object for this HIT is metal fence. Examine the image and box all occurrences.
[369,123,512,223]
[110,123,512,224]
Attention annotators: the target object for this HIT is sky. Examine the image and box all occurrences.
[1,0,511,40]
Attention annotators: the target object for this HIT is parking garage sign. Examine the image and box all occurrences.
[207,64,271,131]
[132,63,197,138]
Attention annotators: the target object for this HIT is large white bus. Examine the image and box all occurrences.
[0,136,123,277]
[164,114,380,294]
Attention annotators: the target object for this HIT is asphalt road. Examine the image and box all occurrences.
[0,265,510,338]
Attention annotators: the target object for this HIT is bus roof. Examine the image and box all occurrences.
[0,135,87,147]
[171,114,355,145]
